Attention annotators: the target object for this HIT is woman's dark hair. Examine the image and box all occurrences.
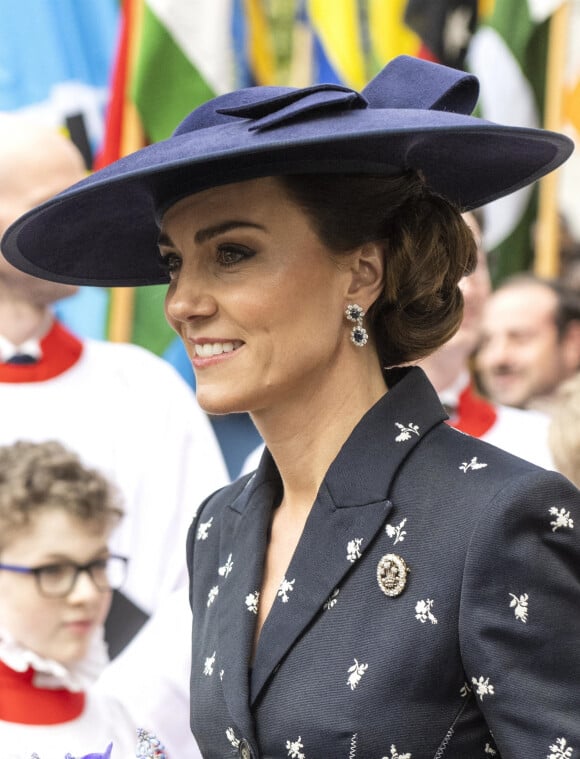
[279,171,477,367]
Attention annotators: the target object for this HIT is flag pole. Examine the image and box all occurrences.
[534,1,570,278]
[107,0,144,343]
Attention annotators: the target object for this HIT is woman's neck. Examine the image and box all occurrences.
[252,354,387,518]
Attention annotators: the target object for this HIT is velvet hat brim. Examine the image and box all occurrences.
[1,55,574,287]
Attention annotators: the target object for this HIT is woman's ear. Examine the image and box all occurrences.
[346,242,385,308]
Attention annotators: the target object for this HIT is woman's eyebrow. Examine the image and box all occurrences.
[195,220,266,244]
[158,221,266,249]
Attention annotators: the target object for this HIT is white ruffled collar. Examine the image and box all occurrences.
[0,626,109,692]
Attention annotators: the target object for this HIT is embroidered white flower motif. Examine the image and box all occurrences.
[219,669,224,681]
[196,517,213,540]
[415,598,438,624]
[218,553,234,578]
[459,456,488,473]
[323,588,339,610]
[207,585,219,607]
[548,737,574,759]
[549,507,574,532]
[395,422,420,442]
[347,537,364,563]
[386,517,407,545]
[383,745,412,759]
[203,651,216,676]
[460,681,472,698]
[347,658,368,690]
[226,727,240,749]
[485,743,497,756]
[509,592,529,623]
[245,590,259,613]
[349,734,358,759]
[277,577,296,603]
[471,675,495,700]
[286,736,306,758]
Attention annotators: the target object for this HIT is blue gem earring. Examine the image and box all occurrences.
[345,304,368,347]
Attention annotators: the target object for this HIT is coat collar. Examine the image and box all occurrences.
[217,367,446,722]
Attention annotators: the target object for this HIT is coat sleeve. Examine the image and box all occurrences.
[459,468,580,757]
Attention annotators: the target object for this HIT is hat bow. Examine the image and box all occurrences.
[214,55,479,134]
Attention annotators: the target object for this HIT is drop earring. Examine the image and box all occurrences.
[345,304,368,347]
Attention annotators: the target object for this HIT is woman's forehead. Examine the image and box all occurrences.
[164,176,285,215]
[160,177,296,236]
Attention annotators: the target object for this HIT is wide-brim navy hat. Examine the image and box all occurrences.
[1,55,574,287]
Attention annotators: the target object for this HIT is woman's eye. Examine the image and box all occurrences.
[159,252,181,278]
[216,244,254,267]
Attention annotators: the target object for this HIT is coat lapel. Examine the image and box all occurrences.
[250,367,447,704]
[216,463,279,744]
[250,486,393,703]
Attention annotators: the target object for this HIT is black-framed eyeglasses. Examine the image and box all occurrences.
[0,554,129,598]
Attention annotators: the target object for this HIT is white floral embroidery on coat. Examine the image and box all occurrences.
[203,651,216,676]
[383,745,412,759]
[549,507,574,532]
[415,599,438,624]
[226,727,240,749]
[349,733,358,759]
[323,588,339,610]
[196,517,213,540]
[395,422,420,442]
[219,669,224,681]
[471,676,495,700]
[509,592,529,623]
[460,681,472,698]
[485,743,497,756]
[347,538,364,563]
[459,457,488,473]
[286,736,306,758]
[386,518,407,544]
[207,585,219,607]
[347,658,368,690]
[245,591,259,614]
[548,737,574,759]
[278,577,296,602]
[218,553,234,578]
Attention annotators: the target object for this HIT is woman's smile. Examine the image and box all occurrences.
[190,339,244,362]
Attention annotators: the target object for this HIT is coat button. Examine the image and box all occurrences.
[239,738,252,759]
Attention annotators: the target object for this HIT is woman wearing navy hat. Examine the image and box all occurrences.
[2,55,579,758]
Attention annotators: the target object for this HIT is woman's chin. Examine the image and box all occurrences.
[195,388,252,417]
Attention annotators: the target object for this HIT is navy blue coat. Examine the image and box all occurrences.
[187,367,580,758]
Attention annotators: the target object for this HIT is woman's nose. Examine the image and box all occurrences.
[165,274,218,324]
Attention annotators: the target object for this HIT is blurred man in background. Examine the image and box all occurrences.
[419,211,555,469]
[475,274,580,414]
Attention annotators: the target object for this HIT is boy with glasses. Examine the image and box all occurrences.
[0,440,163,758]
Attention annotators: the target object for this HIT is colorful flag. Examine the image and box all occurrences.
[132,0,234,144]
[466,0,563,280]
[404,0,478,67]
[0,0,118,161]
[0,0,119,339]
[232,0,277,87]
[290,0,367,88]
[93,0,238,360]
[367,0,423,71]
[558,0,580,249]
